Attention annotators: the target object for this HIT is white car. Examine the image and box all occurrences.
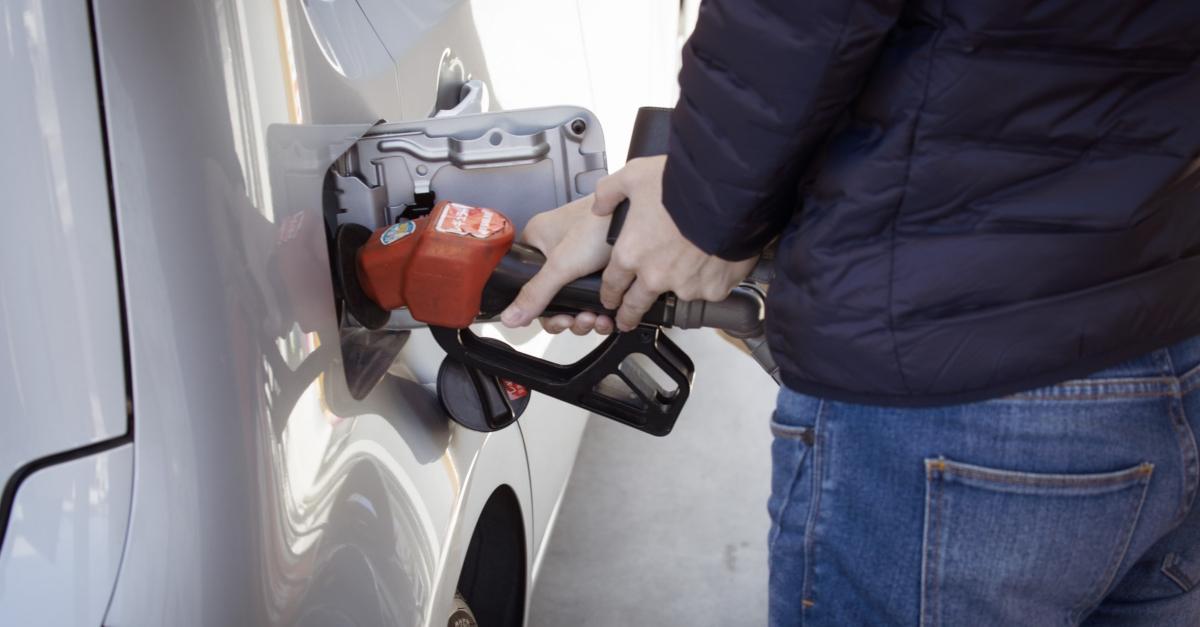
[0,1,681,624]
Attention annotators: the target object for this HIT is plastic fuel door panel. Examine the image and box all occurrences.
[330,106,607,238]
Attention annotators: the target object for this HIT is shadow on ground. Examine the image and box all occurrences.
[530,329,778,626]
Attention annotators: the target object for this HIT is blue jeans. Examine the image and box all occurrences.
[769,336,1200,626]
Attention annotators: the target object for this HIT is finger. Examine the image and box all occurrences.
[593,315,615,335]
[570,311,597,336]
[539,314,575,334]
[591,170,627,217]
[501,264,570,327]
[599,256,636,310]
[615,279,662,332]
[519,214,550,251]
[520,196,592,249]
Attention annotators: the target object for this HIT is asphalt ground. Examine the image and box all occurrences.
[530,329,778,626]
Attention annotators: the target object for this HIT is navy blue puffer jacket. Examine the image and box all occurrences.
[663,0,1200,405]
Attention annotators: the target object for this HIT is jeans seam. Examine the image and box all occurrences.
[1170,398,1200,526]
[1182,363,1200,394]
[1069,469,1155,622]
[1162,350,1200,528]
[920,459,945,627]
[1035,376,1177,387]
[940,461,1154,489]
[769,444,811,553]
[1161,553,1196,592]
[1006,389,1177,401]
[801,400,828,617]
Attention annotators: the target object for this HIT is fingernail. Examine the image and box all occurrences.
[501,307,523,327]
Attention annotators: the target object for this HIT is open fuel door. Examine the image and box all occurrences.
[329,106,606,241]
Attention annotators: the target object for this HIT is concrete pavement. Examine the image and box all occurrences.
[530,329,778,626]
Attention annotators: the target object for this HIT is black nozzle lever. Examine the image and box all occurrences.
[432,323,693,436]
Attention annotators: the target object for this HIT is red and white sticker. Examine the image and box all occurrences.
[435,202,507,239]
[500,379,529,401]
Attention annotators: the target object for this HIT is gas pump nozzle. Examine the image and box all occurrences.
[334,200,766,436]
[332,107,775,436]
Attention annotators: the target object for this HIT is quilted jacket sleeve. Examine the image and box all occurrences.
[663,0,904,260]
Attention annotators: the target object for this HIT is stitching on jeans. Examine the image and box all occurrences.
[1161,554,1196,592]
[1048,376,1178,387]
[1159,348,1200,529]
[920,460,946,627]
[769,444,811,553]
[801,400,828,616]
[1069,468,1154,621]
[1171,400,1200,526]
[1009,356,1200,401]
[1182,398,1200,519]
[943,462,1154,488]
[919,461,933,627]
[934,467,944,627]
[1181,364,1200,394]
[1006,389,1177,401]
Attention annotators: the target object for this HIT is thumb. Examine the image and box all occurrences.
[500,263,571,328]
[591,171,627,217]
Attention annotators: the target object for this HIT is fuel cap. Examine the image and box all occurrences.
[437,356,530,432]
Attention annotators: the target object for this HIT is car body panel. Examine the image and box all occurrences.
[3,0,678,624]
[0,444,133,626]
[92,0,448,622]
[0,0,128,495]
[88,0,599,624]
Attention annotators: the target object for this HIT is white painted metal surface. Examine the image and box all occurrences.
[0,0,128,491]
[2,0,680,624]
[0,445,133,627]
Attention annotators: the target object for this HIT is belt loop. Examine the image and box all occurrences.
[1157,348,1177,380]
[1167,335,1200,378]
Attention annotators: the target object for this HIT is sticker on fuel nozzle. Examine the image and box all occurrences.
[435,202,507,239]
[380,221,416,245]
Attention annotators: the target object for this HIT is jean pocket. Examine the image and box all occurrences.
[768,404,820,552]
[768,409,821,620]
[921,458,1154,627]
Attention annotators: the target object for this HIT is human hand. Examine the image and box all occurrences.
[499,195,616,335]
[593,156,758,332]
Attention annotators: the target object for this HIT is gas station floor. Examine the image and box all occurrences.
[530,329,778,626]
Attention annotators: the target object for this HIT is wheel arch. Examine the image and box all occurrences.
[456,484,527,627]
